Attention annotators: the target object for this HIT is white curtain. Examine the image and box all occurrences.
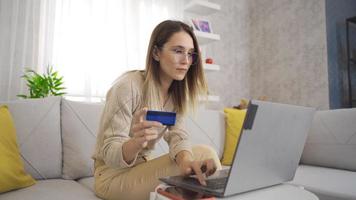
[52,0,184,101]
[0,0,56,101]
[0,0,183,101]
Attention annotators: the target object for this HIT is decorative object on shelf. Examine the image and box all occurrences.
[17,66,66,99]
[190,19,212,33]
[200,19,212,33]
[205,58,213,64]
[191,19,201,31]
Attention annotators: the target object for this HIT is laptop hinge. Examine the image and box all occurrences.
[243,103,258,130]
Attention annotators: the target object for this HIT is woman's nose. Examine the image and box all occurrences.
[181,53,190,64]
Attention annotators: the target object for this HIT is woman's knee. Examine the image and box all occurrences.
[192,144,221,169]
[192,144,217,156]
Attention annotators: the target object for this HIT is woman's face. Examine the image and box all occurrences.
[156,31,195,83]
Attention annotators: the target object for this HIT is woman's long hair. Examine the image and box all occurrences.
[143,20,208,115]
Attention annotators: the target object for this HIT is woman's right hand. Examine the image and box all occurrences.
[123,107,163,164]
[130,107,163,149]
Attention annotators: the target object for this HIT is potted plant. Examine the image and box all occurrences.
[17,66,66,98]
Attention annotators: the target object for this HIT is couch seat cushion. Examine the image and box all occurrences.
[291,165,356,200]
[0,179,101,200]
[78,177,94,192]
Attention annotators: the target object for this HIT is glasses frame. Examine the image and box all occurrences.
[157,46,199,66]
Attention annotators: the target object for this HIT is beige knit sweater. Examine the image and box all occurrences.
[93,70,192,169]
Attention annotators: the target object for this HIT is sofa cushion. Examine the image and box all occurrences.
[77,177,94,192]
[150,108,226,159]
[221,108,246,165]
[301,108,356,171]
[61,99,104,180]
[184,108,226,158]
[291,165,356,200]
[0,179,101,200]
[0,106,36,193]
[0,97,62,179]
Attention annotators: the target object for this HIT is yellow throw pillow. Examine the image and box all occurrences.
[221,108,246,166]
[0,105,36,193]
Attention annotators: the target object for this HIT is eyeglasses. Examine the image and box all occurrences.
[158,46,199,65]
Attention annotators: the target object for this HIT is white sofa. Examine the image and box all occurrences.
[0,97,354,200]
[290,108,356,200]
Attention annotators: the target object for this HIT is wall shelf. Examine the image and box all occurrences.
[184,0,220,15]
[194,31,220,45]
[184,0,221,105]
[207,95,220,102]
[199,95,220,102]
[203,63,220,71]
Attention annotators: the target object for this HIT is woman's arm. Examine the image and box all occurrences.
[167,114,217,186]
[123,108,163,164]
[122,139,142,164]
[96,75,162,168]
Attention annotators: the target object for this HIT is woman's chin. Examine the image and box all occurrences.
[173,74,186,81]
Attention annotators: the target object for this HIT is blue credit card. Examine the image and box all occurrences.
[146,110,176,126]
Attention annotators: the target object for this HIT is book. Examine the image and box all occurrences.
[155,186,216,200]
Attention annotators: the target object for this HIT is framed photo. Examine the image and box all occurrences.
[191,19,201,31]
[197,19,212,33]
[190,19,213,33]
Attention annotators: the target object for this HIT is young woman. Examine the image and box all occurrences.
[93,20,222,200]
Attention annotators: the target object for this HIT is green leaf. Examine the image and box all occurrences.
[17,94,28,99]
[54,92,66,96]
[54,86,66,90]
[52,71,58,78]
[55,76,63,82]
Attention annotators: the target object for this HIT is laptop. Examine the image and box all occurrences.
[159,100,315,198]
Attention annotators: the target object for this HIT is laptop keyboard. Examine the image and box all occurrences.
[183,177,228,190]
[206,177,228,189]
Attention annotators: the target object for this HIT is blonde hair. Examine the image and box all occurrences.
[143,20,208,115]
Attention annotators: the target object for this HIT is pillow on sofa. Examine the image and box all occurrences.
[0,97,62,179]
[221,108,246,165]
[61,99,104,180]
[0,105,36,193]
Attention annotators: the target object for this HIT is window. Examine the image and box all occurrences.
[52,0,183,101]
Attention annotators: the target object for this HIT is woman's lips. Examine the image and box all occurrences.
[176,68,188,71]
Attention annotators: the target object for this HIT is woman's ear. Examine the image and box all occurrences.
[152,46,160,61]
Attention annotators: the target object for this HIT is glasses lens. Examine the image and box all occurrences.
[171,49,199,65]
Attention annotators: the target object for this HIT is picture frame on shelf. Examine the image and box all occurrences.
[190,19,201,31]
[190,19,213,33]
